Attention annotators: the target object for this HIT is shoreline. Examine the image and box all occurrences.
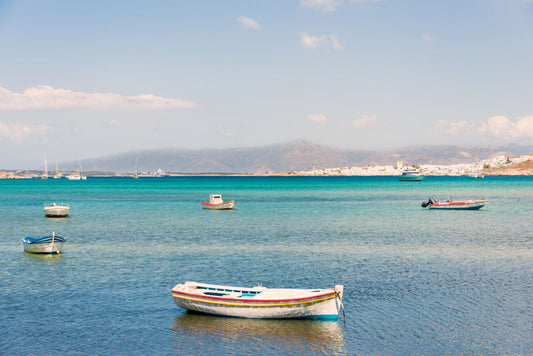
[2,153,532,179]
[1,170,532,179]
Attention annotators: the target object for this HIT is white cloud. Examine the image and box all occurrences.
[307,114,328,123]
[300,33,328,49]
[478,115,533,140]
[346,115,376,128]
[218,125,238,137]
[0,121,53,143]
[300,0,342,12]
[237,16,261,30]
[433,116,533,141]
[431,120,476,136]
[0,85,199,111]
[300,33,344,51]
[300,0,382,12]
[330,35,344,50]
[421,34,434,42]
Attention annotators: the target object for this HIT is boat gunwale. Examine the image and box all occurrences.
[200,200,235,206]
[171,293,338,307]
[171,288,337,303]
[429,200,486,207]
[22,236,66,244]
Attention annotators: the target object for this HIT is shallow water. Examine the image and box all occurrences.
[0,176,531,355]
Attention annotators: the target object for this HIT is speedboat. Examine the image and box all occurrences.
[44,202,70,217]
[201,194,235,210]
[422,196,487,210]
[22,232,66,254]
[171,281,344,320]
[399,167,424,181]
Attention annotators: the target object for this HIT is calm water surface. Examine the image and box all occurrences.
[0,176,531,355]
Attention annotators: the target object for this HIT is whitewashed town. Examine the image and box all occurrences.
[301,153,533,176]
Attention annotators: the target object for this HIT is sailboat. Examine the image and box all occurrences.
[41,156,49,179]
[54,161,62,179]
[66,157,87,180]
[133,158,139,179]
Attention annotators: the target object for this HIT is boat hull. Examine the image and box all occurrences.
[399,175,424,181]
[429,200,486,210]
[44,206,70,217]
[201,201,235,210]
[22,235,66,254]
[172,282,343,320]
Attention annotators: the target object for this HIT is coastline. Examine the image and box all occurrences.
[2,153,532,179]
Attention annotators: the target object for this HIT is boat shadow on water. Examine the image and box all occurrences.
[171,312,345,354]
[22,251,65,264]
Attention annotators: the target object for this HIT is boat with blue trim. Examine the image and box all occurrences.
[22,232,66,254]
[171,281,344,320]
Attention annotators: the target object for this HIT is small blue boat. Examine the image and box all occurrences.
[22,232,66,254]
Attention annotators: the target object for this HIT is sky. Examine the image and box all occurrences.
[1,0,533,169]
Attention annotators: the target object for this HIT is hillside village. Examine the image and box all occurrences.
[301,154,533,176]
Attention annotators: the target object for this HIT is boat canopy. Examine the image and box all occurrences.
[209,194,224,204]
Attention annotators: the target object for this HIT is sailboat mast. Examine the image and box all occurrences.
[78,156,84,178]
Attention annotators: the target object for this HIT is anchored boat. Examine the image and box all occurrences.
[201,194,235,210]
[44,202,70,217]
[422,197,487,210]
[399,167,424,181]
[171,281,344,320]
[22,232,66,254]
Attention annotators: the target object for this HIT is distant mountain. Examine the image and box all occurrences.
[61,140,533,173]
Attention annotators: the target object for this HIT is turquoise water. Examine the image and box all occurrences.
[0,176,531,355]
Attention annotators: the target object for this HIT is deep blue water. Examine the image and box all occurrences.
[0,176,531,355]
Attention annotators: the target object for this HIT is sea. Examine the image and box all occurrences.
[0,176,531,355]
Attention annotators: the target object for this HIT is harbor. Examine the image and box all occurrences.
[1,176,531,355]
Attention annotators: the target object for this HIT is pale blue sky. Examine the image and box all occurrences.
[1,0,532,168]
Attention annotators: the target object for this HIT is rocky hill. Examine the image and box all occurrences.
[60,141,533,174]
[482,155,533,175]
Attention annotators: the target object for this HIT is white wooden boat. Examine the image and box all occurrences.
[201,194,235,210]
[422,196,487,210]
[22,232,66,254]
[44,202,70,217]
[171,281,344,320]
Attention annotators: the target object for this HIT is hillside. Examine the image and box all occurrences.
[482,155,533,175]
[58,141,533,174]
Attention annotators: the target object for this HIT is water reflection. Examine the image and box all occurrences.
[171,312,346,355]
[22,251,64,260]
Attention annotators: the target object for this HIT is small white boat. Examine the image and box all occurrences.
[468,172,484,179]
[171,281,344,320]
[66,157,87,180]
[399,167,424,181]
[201,194,235,210]
[422,196,487,210]
[22,232,66,254]
[44,202,70,217]
[154,168,168,177]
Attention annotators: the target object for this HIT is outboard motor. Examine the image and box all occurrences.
[421,196,437,208]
